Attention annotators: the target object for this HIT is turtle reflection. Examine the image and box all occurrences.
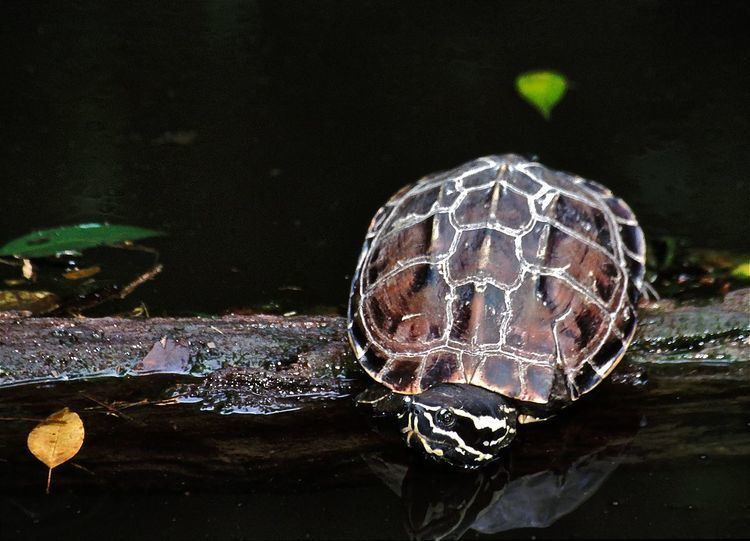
[365,404,640,540]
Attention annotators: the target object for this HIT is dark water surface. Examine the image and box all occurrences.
[1,1,749,539]
[1,367,748,540]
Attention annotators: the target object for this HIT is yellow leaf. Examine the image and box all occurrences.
[0,290,60,314]
[62,265,101,280]
[27,407,85,493]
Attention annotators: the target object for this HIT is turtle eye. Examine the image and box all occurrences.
[436,408,456,428]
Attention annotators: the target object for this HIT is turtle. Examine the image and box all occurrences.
[347,154,646,468]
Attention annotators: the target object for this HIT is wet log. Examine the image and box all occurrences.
[0,313,352,388]
[0,289,747,389]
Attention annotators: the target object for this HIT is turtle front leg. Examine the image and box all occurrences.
[355,384,409,417]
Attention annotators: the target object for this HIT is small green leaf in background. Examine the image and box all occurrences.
[730,260,750,279]
[0,223,165,258]
[515,70,568,120]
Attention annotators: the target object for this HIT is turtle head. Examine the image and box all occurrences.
[398,384,517,469]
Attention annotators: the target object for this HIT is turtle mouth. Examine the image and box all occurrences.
[400,410,445,458]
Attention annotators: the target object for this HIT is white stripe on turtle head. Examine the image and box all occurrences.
[405,411,444,457]
[421,411,494,462]
[450,408,509,432]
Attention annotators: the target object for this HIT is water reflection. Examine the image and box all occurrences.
[366,405,639,539]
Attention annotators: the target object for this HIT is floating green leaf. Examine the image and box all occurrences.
[515,70,568,120]
[0,224,165,258]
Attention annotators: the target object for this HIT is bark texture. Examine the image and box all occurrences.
[0,289,747,388]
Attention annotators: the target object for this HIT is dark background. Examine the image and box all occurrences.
[1,0,748,315]
[1,2,749,539]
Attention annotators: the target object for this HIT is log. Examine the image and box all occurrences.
[0,313,350,387]
[1,289,748,388]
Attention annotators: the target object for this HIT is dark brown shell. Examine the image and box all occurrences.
[348,155,645,405]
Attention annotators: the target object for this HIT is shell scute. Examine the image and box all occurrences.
[448,282,507,345]
[447,229,520,287]
[520,222,623,307]
[380,357,422,393]
[571,362,602,398]
[524,364,556,403]
[367,213,455,284]
[419,351,465,390]
[503,275,559,361]
[548,193,615,254]
[359,347,387,377]
[455,182,532,230]
[365,264,449,352]
[592,336,626,375]
[455,159,501,188]
[505,166,546,196]
[472,353,523,398]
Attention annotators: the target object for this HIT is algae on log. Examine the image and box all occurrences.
[628,288,749,364]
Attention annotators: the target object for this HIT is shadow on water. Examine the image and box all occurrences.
[364,395,641,540]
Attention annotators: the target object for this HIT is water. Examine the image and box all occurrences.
[1,367,748,539]
[1,1,749,538]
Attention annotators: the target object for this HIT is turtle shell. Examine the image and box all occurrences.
[348,154,645,405]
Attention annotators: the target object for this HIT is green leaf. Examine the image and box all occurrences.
[730,261,750,279]
[0,223,165,258]
[515,70,568,120]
